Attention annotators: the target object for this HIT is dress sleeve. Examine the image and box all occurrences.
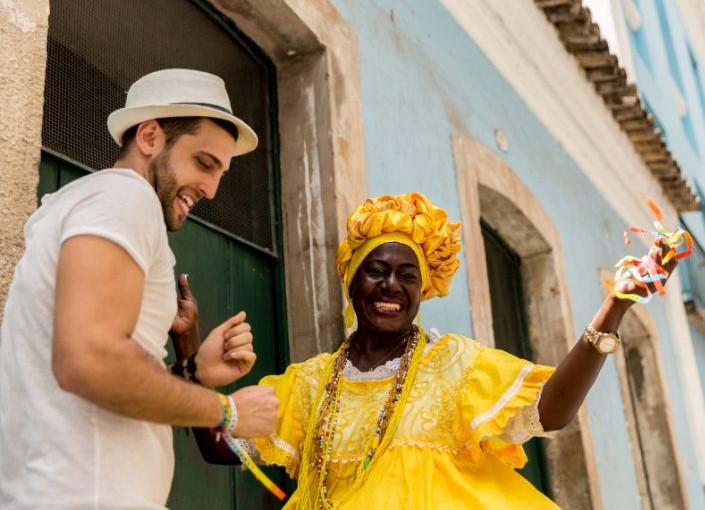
[252,363,311,478]
[459,343,555,468]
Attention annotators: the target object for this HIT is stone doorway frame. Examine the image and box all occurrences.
[452,136,602,510]
[187,0,369,361]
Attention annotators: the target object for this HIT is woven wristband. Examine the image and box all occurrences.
[225,395,238,436]
[217,393,231,429]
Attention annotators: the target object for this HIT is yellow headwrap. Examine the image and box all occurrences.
[337,193,462,327]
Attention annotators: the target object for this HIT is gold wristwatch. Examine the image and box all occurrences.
[584,325,621,355]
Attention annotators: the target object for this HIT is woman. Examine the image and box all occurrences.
[197,192,676,508]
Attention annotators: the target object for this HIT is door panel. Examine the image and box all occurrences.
[38,156,59,199]
[168,220,286,509]
[481,221,552,497]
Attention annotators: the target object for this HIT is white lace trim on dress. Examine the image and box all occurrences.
[237,435,299,466]
[343,329,440,381]
[499,390,559,444]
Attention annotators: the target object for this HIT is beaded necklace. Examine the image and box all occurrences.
[298,326,428,509]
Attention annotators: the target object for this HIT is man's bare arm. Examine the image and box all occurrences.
[52,235,276,433]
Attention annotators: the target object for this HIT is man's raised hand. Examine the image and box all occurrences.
[195,311,257,388]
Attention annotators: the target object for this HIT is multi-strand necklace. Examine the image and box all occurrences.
[298,325,428,509]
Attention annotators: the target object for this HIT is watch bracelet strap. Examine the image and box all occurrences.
[584,325,621,353]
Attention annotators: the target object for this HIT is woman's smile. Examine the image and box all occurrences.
[373,301,402,312]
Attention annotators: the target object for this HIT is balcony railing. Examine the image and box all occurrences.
[682,234,705,331]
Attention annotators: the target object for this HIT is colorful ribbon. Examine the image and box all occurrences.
[605,199,693,303]
[219,431,286,501]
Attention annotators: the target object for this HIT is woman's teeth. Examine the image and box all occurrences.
[375,301,401,311]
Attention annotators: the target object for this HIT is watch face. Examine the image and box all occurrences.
[598,336,618,353]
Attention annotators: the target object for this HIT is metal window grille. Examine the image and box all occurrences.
[684,235,705,311]
[42,0,276,250]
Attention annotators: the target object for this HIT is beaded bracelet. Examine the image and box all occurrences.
[213,393,285,501]
[217,393,232,429]
[216,393,238,433]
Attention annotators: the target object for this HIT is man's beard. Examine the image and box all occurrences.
[147,149,181,231]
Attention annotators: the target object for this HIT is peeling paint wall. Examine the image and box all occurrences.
[0,0,49,316]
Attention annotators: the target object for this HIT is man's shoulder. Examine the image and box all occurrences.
[51,168,158,213]
[74,168,153,194]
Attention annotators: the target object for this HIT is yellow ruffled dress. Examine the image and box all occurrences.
[254,334,560,509]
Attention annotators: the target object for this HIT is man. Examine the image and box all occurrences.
[0,69,279,509]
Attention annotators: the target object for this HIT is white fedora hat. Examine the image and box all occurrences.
[107,68,258,157]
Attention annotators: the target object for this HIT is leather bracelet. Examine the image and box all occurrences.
[187,352,201,384]
[171,352,201,384]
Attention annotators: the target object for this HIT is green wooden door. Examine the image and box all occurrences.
[39,151,288,509]
[481,221,552,498]
[167,218,288,510]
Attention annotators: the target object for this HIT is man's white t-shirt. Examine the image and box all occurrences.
[0,169,178,509]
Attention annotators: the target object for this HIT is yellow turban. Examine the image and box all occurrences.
[336,192,462,303]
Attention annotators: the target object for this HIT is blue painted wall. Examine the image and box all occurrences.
[623,3,705,504]
[625,0,705,241]
[329,0,705,507]
[692,325,705,405]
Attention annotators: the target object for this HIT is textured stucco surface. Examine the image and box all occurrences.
[0,0,49,316]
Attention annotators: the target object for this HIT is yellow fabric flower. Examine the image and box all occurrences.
[336,192,462,301]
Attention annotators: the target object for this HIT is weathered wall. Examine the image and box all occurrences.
[0,0,49,316]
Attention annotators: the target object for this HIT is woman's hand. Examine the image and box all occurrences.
[195,311,257,388]
[612,237,679,299]
[170,274,199,335]
[170,274,201,360]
